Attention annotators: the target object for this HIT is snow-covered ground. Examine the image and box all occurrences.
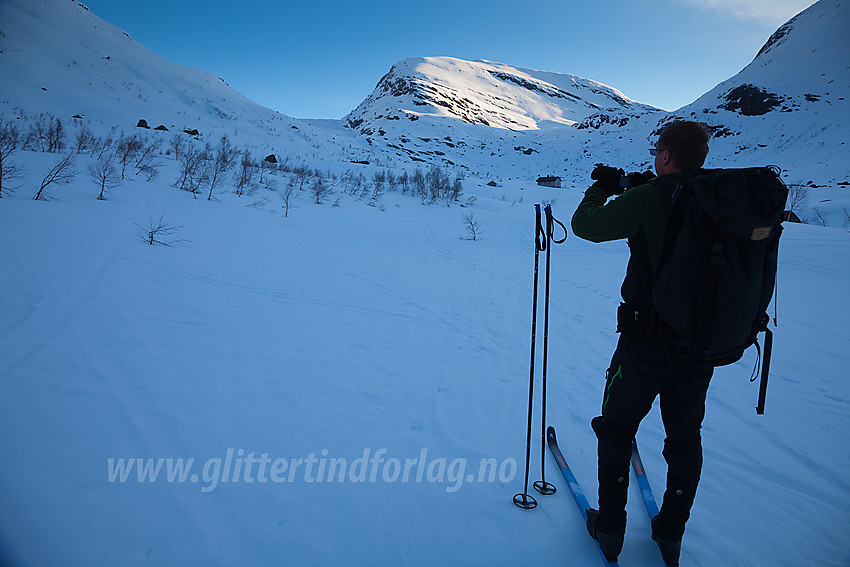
[0,150,848,566]
[1,0,849,565]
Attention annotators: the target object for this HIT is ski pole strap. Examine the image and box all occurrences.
[756,327,773,415]
[535,204,547,252]
[543,204,568,244]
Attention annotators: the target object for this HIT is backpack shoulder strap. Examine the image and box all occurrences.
[649,170,706,210]
[649,176,676,210]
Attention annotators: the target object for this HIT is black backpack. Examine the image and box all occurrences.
[651,167,788,413]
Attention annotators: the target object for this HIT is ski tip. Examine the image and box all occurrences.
[546,425,556,439]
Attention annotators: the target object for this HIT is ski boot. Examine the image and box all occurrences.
[651,515,682,566]
[586,508,625,562]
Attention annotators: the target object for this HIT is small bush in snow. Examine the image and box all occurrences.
[463,213,482,241]
[88,152,121,200]
[135,213,186,246]
[34,153,77,200]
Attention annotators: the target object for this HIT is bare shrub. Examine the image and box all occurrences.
[311,175,330,204]
[281,178,297,217]
[0,116,23,197]
[34,153,77,200]
[175,145,209,197]
[809,207,829,227]
[463,213,482,241]
[207,136,237,200]
[785,181,809,214]
[133,138,162,181]
[88,152,121,200]
[234,148,255,196]
[136,213,186,246]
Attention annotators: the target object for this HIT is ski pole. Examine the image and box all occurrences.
[534,204,559,496]
[514,204,546,510]
[756,327,773,415]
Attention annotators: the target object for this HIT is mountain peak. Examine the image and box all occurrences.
[344,56,661,134]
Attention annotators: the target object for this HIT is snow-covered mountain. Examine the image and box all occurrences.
[342,1,848,194]
[653,0,848,185]
[344,57,662,133]
[0,0,847,196]
[0,0,375,164]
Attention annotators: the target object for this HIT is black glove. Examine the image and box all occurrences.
[590,164,625,197]
[630,170,655,185]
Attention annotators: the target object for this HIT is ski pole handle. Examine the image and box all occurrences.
[535,204,546,252]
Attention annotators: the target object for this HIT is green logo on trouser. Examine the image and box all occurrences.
[603,365,622,413]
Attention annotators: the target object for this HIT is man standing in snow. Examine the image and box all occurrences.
[571,120,712,566]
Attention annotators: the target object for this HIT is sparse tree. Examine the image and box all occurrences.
[281,177,297,217]
[786,181,809,214]
[411,168,426,199]
[809,207,829,227]
[385,169,398,191]
[25,114,49,152]
[311,176,330,204]
[259,155,276,184]
[843,207,850,230]
[425,165,451,204]
[46,115,66,153]
[463,213,482,241]
[293,166,310,191]
[116,133,143,179]
[132,137,162,181]
[447,175,463,206]
[92,130,116,160]
[75,124,96,154]
[175,145,209,197]
[88,152,121,200]
[372,170,386,201]
[347,172,365,196]
[34,153,77,200]
[0,116,23,197]
[207,136,237,200]
[234,148,255,196]
[169,135,186,162]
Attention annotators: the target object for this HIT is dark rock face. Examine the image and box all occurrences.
[756,19,795,59]
[720,84,785,116]
[488,70,584,103]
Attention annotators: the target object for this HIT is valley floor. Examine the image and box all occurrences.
[1,164,849,566]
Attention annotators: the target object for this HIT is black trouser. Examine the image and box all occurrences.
[592,334,713,540]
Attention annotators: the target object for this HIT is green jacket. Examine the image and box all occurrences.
[571,172,690,312]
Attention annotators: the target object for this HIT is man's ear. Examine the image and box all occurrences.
[657,149,678,175]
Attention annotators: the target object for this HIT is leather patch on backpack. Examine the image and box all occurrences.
[751,226,772,241]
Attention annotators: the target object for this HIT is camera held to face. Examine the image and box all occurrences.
[591,164,655,197]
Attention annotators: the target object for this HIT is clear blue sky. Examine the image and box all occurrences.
[80,0,816,119]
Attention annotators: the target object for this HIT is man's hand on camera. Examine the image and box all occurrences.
[630,170,655,185]
[590,164,625,197]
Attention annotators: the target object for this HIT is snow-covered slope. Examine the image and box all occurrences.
[1,150,849,567]
[579,0,850,184]
[339,1,848,199]
[344,57,661,132]
[675,0,849,184]
[0,0,372,164]
[2,0,847,195]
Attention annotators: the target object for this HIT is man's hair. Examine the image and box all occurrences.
[657,121,710,171]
